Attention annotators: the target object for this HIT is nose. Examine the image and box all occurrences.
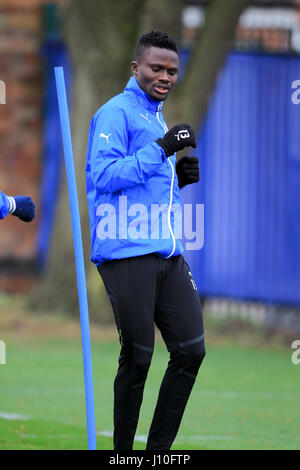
[158,69,170,83]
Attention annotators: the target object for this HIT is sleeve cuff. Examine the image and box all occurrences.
[153,141,167,162]
[7,196,16,214]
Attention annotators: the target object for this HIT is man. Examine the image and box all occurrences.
[0,191,35,222]
[86,31,205,450]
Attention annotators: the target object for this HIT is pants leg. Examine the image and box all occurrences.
[97,255,159,450]
[146,255,206,450]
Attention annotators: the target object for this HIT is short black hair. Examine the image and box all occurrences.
[136,30,178,61]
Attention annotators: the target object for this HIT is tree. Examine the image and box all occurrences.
[29,0,252,320]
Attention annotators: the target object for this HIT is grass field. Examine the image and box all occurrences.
[0,299,299,450]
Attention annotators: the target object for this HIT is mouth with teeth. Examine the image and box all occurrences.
[153,84,170,95]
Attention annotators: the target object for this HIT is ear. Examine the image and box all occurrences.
[131,60,138,77]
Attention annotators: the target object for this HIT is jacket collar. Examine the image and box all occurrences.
[124,76,163,112]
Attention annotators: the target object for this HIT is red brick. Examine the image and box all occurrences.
[0,0,69,291]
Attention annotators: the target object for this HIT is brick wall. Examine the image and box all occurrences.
[0,0,68,291]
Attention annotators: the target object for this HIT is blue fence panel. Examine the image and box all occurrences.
[182,51,300,305]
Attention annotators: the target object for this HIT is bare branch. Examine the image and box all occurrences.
[178,0,252,130]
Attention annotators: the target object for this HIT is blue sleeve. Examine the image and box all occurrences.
[88,106,166,194]
[0,191,9,220]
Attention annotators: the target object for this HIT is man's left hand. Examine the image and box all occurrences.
[175,156,199,189]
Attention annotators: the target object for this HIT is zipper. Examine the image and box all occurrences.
[156,103,176,258]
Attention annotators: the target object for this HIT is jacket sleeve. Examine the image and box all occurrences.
[0,191,9,220]
[88,106,167,194]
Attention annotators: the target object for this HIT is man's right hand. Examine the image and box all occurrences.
[156,123,196,157]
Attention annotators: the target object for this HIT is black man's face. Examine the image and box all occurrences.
[132,46,179,101]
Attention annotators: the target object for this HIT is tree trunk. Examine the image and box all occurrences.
[29,0,147,319]
[138,0,185,44]
[178,0,253,130]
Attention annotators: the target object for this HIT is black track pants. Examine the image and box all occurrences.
[97,253,206,450]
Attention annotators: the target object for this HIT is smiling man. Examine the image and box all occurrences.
[86,31,205,450]
[132,40,178,101]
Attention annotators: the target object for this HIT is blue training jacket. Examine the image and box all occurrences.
[86,76,184,266]
[0,191,9,220]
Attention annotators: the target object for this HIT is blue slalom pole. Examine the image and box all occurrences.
[54,66,97,450]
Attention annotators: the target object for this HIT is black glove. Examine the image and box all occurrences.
[11,196,35,222]
[176,156,199,189]
[156,123,196,157]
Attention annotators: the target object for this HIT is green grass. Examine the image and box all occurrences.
[0,333,299,450]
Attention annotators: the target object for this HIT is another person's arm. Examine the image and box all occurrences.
[0,191,35,222]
